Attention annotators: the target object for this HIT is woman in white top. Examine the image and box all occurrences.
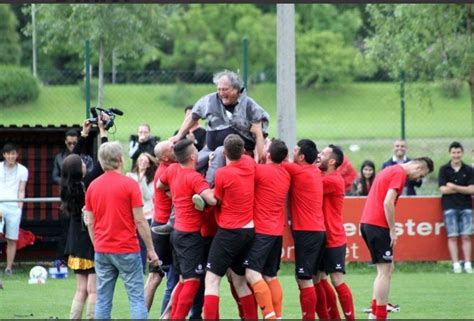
[126,152,157,272]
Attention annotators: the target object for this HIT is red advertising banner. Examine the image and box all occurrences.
[281,197,474,262]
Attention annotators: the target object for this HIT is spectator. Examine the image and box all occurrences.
[52,129,93,185]
[174,105,207,152]
[52,129,94,264]
[84,141,159,319]
[129,124,159,171]
[336,154,358,195]
[61,117,109,319]
[170,69,269,185]
[382,139,422,195]
[0,143,28,275]
[351,160,377,196]
[126,152,157,272]
[438,141,474,274]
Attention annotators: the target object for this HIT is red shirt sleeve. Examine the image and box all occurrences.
[389,170,406,193]
[214,169,224,202]
[160,165,171,186]
[192,172,210,195]
[130,180,144,208]
[85,187,93,212]
[322,175,337,195]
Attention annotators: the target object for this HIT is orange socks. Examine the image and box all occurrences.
[266,278,283,318]
[251,280,276,319]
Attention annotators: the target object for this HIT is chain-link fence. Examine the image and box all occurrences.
[1,68,472,195]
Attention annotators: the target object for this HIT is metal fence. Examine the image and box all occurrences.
[1,68,472,195]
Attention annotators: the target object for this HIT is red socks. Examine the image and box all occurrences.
[299,286,316,320]
[171,280,200,320]
[335,283,355,321]
[371,299,377,315]
[229,281,244,319]
[376,304,387,320]
[321,279,341,320]
[240,294,258,320]
[204,294,220,320]
[170,281,184,318]
[314,283,330,320]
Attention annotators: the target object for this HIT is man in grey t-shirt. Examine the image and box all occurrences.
[170,69,269,186]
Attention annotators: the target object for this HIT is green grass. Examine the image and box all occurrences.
[1,262,473,319]
[0,81,472,194]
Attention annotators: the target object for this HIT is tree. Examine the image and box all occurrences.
[27,4,168,107]
[294,4,362,87]
[0,4,22,65]
[159,4,276,80]
[365,4,474,134]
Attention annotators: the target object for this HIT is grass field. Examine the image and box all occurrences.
[1,262,473,319]
[0,81,472,194]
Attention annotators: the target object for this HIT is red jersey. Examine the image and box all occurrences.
[154,162,173,224]
[160,163,210,233]
[214,155,256,229]
[254,163,291,236]
[336,156,358,193]
[322,171,346,247]
[85,171,143,253]
[281,162,325,232]
[360,165,407,228]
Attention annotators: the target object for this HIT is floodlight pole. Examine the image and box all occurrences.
[32,4,37,78]
[277,4,296,158]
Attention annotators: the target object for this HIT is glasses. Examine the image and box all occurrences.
[66,142,77,146]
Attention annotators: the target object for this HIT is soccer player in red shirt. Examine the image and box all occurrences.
[315,145,355,321]
[360,157,433,320]
[84,141,159,319]
[144,140,176,311]
[281,139,326,320]
[203,134,258,320]
[157,139,216,320]
[244,139,291,320]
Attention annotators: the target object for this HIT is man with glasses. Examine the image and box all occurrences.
[52,129,93,184]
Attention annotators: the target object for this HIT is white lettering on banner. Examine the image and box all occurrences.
[281,245,295,259]
[345,243,359,260]
[344,219,445,237]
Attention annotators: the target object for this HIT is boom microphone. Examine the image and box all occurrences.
[109,108,124,116]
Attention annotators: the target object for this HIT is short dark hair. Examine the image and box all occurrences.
[328,144,344,169]
[449,141,463,152]
[65,129,78,138]
[2,143,17,154]
[413,157,434,173]
[297,139,318,164]
[224,134,244,161]
[173,139,194,164]
[269,139,288,164]
[184,105,193,113]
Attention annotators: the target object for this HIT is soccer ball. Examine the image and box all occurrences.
[29,265,48,281]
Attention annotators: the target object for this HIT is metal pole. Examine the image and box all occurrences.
[242,37,249,91]
[400,70,406,140]
[85,40,91,118]
[31,4,37,78]
[277,4,296,159]
[0,197,61,203]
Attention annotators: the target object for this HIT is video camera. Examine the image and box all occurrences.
[87,107,124,130]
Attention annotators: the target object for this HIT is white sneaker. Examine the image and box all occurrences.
[368,312,376,320]
[192,194,206,211]
[453,262,462,273]
[464,262,473,274]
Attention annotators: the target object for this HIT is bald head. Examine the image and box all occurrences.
[154,140,175,163]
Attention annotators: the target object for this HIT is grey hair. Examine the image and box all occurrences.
[213,70,244,92]
[98,141,123,170]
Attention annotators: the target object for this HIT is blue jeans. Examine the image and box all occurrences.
[95,252,148,319]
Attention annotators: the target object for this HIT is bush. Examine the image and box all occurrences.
[440,79,464,99]
[79,77,98,101]
[159,81,191,108]
[0,65,39,106]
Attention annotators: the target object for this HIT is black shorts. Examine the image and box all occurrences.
[150,220,173,273]
[293,230,326,280]
[320,245,347,274]
[243,234,282,277]
[360,223,393,264]
[202,236,214,262]
[206,227,255,277]
[171,230,205,279]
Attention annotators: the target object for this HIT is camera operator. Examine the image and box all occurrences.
[129,124,159,171]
